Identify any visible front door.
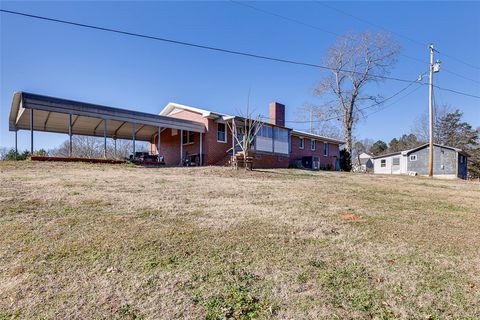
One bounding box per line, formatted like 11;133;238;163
392;157;401;174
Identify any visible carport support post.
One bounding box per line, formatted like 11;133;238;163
114;138;117;159
199;132;203;166
180;129;183;166
14;129;18;160
103;118;107;159
68;114;72;157
30;108;33;155
157;127;161;162
132;123;136;156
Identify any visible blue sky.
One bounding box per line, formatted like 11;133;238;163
1;1;479;151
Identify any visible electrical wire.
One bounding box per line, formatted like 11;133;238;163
232;0;480;85
315;1;480;71
1;8;479;99
0;8;415;84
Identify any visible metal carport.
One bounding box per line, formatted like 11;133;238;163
9;92;205;163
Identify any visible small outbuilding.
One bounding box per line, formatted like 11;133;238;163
372;144;469;179
353;152;374;172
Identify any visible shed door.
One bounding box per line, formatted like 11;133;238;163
392;157;401;173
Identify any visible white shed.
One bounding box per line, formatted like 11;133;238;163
372;151;408;175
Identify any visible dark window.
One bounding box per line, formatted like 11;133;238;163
299;138;304;149
323;142;328;156
182;130;194;144
311;139;316;151
217;123;226;142
381;159;386;167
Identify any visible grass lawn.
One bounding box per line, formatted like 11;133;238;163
0;161;479;319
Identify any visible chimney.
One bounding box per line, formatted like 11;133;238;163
269;102;285;127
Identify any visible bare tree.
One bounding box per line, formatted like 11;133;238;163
226;106;263;170
312;32;401;153
50;136;146;159
412;104;452;143
298;103;343;139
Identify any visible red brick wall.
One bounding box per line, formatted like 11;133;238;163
149;109;233;166
251;151;290;169
289;135;340;170
150;108;341;169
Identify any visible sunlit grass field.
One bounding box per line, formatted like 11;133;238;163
1;161;479;319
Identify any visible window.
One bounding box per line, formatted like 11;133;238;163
311;139;316;151
299;137;304;149
392;157;400;165
409;155;417;161
217;123;226;142
182;130;194;144
323;142;328;156
381;159;386;167
274;127;288;142
258;126;272;138
459;155;465;163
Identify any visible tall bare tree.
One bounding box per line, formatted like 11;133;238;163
313;32;401;153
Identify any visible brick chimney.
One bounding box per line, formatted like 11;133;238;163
269;102;285;127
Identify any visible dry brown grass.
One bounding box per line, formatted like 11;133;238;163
0;161;479;319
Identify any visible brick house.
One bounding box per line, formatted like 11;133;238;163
149;101;344;169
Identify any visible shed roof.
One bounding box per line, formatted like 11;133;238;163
371;143;469;159
9;92;205;141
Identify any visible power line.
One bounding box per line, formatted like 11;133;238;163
0;8;415;84
278;77;424;124
232;1;480;85
315;1;480;71
294;82;424;131
364;83;424;118
1;8;479;99
229;0;338;37
432;84;480;99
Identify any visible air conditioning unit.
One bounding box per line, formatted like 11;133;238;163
313;156;320;170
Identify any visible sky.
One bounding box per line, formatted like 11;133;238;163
1;1;479;151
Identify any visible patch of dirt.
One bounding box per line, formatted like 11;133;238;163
340;212;364;222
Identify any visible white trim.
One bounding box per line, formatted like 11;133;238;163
160;102;233;119
409;154;417;161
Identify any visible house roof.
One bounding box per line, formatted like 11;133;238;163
291;130;345;145
371;143;469;159
160;102;345;145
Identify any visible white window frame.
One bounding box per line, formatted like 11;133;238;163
299;137;304;149
409;154;417;161
311;139;316;151
323;142;328;156
217;122;227;143
380;159;386;167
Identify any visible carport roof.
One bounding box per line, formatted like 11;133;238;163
9;92;205;141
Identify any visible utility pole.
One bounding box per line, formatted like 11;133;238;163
428;44;434;177
428;44;441;177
